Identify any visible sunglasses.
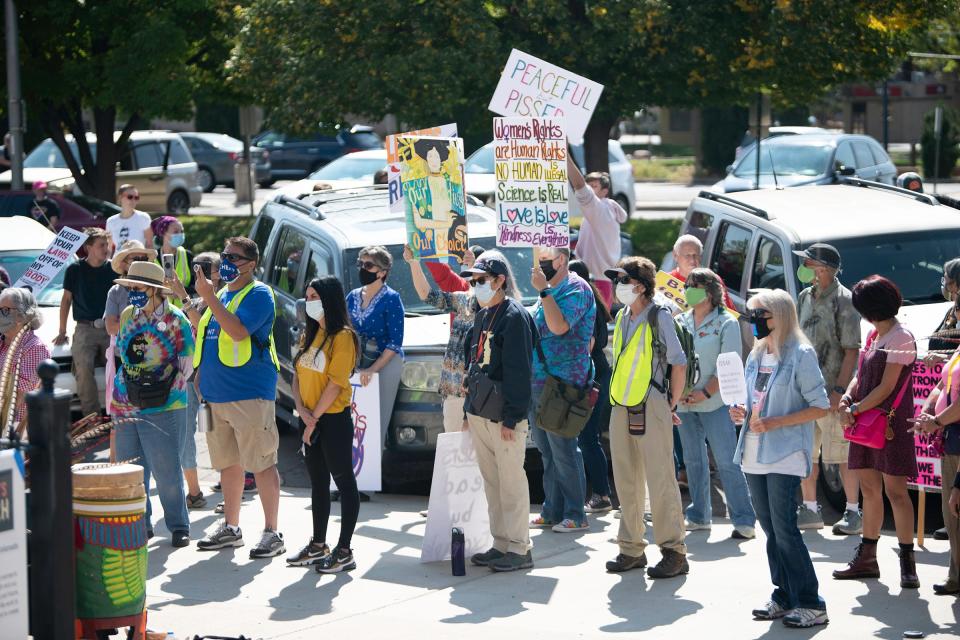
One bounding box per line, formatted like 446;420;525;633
124;194;140;201
749;308;772;320
221;251;253;264
357;259;381;271
469;276;491;286
125;255;149;263
615;276;634;285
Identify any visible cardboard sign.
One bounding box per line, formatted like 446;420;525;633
420;432;493;563
329;373;382;492
493;117;569;248
13;226;88;294
0;451;27;638
398;136;467;266
488;49;604;144
387;123;458;218
655;271;689;312
716;352;748;406
909;360;943;490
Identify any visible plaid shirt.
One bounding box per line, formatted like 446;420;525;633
0;330;50;425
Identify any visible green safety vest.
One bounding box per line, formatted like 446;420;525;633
609;307;655;406
193;281;280;370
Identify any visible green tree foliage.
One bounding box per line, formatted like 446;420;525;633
920;105;960;179
1;1;237;201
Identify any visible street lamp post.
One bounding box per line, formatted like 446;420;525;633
4;0;23;190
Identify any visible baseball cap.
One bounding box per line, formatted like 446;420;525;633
461;255;509;278
792;243;841;270
32;180;48;190
604;265;643;282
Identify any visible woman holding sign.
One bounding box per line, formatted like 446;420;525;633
677;269;755;539
730;288;829;628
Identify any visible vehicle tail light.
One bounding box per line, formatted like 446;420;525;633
228;151;238;161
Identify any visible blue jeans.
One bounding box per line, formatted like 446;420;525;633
677;407;756;527
530;387;587;524
115;407;190;535
181;385;199;470
745;472;824;610
577;368;610;497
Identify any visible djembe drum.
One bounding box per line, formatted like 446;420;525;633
72;462;149;639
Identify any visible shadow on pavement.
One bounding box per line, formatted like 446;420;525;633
601;573;701;633
268;571;354;621
442;572;558;623
158;549;269;604
850;580;947;640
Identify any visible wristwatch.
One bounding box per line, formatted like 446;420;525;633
934;415;944;427
832;385;846;395
539;288;553;298
702;389;712;399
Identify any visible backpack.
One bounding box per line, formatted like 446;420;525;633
650;303;701;398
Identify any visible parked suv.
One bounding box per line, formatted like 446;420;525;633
252;125;383;180
249;186;539;489
679;179;959;511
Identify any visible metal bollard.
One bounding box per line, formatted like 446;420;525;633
26;359;75;640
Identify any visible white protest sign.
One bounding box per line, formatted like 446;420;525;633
387;123;458;218
330;373;382;492
488;49;604;144
0;450;27;638
420;432;493;563
13;226;88;294
716;352;748;406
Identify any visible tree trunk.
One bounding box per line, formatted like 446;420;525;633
582;117;613;174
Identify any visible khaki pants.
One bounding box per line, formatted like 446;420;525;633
72;323;109;416
941;453;960;587
442;395;465;433
467;413;531;555
813;411;849;464
610;392;686;557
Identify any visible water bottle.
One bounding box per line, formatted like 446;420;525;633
197;401;213;433
451;527;465;576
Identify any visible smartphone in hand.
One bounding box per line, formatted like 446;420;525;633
162;253;175;279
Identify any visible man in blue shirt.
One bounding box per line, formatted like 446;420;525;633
193;236;284;559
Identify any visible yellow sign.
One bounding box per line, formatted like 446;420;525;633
655;270;740;318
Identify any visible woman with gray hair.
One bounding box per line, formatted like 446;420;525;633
0;287;50;430
677;268;756;538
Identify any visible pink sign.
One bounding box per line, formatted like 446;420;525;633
909;360;943;490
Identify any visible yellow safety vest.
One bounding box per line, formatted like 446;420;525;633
193;281;280;370
609;307;655;406
157;246;191;309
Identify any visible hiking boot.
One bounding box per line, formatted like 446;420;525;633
249;529;285;559
646;549;689;579
900;548;920;589
197;521;243;551
782;607;828;628
489;551;534;572
186;492;207;509
585;494;613;514
316;547;356;574
606;553;647;573
752;600;790;620
286;541;330;567
832;543;879;580
470;547;506;567
832;509;863;535
933;582;960;596
796;504;824;530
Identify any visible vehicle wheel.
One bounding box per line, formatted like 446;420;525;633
197;167;216;193
614;194;631;214
166;189;190;215
818;462;845;512
258;178;276;188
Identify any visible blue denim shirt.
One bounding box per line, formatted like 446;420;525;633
733;338;829;475
677;306;741;414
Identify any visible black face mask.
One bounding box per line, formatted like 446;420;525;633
750;312;772;339
539;260;557;282
359;268;379;286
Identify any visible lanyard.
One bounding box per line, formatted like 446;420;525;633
475;301;504;363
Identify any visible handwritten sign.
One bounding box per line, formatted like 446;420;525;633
421;432;493;563
493;117;569;248
488;49;604;144
909;361;943;490
716;352;748;406
13;226;87;294
387;123;458;218
330;373;382;492
0;451;27;638
655;270;689;312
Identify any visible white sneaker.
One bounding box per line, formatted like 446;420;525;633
684;518;711;531
732;525;756;539
782;607;828;628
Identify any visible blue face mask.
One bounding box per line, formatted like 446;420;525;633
128;290;149;308
169;233;185;248
219;260;240;283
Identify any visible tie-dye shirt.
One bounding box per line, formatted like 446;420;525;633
112;302;195;416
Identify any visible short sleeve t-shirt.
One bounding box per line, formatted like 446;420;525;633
198;282;278;403
741;352;808;476
103;284;130;320
871;322;916;366
532;273;596;388
296;328;357;414
106;211;152;250
63;260;116;321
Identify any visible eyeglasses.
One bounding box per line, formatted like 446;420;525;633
469;276;490;286
0;307;16;317
356;259;380;271
221;252;253;264
124;194;140;201
615;276;634;285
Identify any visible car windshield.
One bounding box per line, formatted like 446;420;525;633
24;139;97;169
309;156;386;181
734;144;832;177
343;242;538;314
465;144;494;173
0;250;69;306
823;230;960;305
195;133;243;151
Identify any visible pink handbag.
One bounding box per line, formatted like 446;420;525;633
843;331;909;449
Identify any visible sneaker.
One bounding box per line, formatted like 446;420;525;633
796;505;824;530
171;530;190;548
934;527;948;541
832;509;863;535
470;547;506;567
732;526;756;540
685;519;711;531
316;547;356;574
530;516;556;528
782;607;828;628
186;492;207;509
214;501;224;514
197;522;243;551
286;541;330;567
249;529;285;559
606;553;647;573
243;474;257;493
489;551;534;572
211;481;222;493
752;600;790;620
419;509;429;518
585;495;613;514
647;549;689;579
552;519;589;533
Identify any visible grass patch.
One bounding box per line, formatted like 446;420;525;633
181;216;255;254
623;218;683;263
631;158;695;182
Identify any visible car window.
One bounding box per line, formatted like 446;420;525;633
347;131;383;148
251;214;276;268
65;193;120;218
269;226;306;296
133;142;164;169
685;210;714;248
256;132;285;146
304;244;332;284
834;142;856;170
310;156;386;181
184;137;206;152
464;144;494;173
733;144;831;177
853;142;875;168
710;220;752;295
869;142;889;166
751;235;786;290
168;140;192;165
24;139;98;169
0;250;69;306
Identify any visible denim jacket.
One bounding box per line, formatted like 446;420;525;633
733;338;829;475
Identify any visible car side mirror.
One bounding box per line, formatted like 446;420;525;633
836;165;856;177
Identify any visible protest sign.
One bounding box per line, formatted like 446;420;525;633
13;226;87;294
489;49;604;144
493;117;569;248
909;360;943;490
398;135;468;266
655;271;689;312
716;352;748;406
421;432;493;563
387;123;458;217
330;373;381;492
0;451;27;638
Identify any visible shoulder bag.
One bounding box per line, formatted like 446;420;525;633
843;331;907;449
464;303;506;422
534;342;596;439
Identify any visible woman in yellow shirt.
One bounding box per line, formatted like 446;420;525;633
287;276;360;573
